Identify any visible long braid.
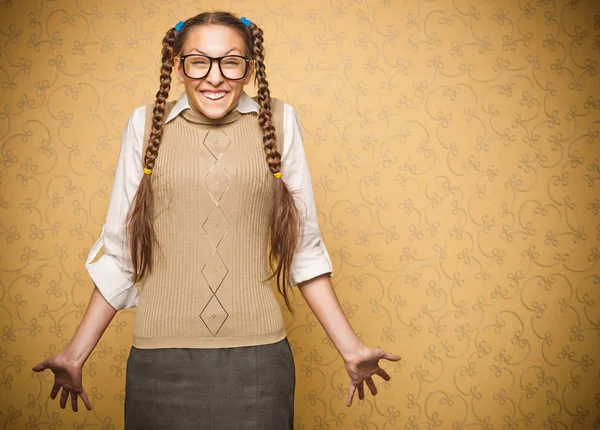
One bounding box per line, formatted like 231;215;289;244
249;25;280;174
145;28;176;173
249;22;302;310
127;27;176;282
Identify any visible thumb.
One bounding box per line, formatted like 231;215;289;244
381;350;402;362
32;360;48;372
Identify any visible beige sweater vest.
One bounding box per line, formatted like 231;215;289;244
133;99;286;349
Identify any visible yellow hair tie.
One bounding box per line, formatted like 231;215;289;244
273;172;282;178
143;167;152;175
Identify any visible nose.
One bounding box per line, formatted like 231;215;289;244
205;59;223;86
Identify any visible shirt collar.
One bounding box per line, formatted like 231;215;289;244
165;91;259;123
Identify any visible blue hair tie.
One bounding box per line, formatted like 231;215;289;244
240;16;252;27
175;21;185;31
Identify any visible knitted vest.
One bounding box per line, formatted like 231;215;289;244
133;98;286;348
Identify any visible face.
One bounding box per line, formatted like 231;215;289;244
174;25;253;119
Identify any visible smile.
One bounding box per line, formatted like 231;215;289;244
202;91;226;100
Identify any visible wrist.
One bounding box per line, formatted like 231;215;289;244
340;339;366;362
61;344;88;367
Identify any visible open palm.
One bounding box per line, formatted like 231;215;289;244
343;345;401;406
32;355;92;412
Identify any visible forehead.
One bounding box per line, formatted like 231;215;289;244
182;24;246;56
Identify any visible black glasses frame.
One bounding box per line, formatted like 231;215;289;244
180;54;251;80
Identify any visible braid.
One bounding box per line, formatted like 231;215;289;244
145;28;176;171
249;22;301;311
127;27;176;283
249;24;281;174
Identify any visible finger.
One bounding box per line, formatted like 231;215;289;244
50;383;61;400
60;388;69;409
357;382;365;401
376;367;391;381
79;390;93;411
381;350;402;361
71;391;78;412
347;384;356;407
365;377;377;396
32;360;48;372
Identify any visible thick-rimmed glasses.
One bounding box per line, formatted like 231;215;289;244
180;54;250;80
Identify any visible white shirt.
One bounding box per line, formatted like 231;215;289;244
86;92;333;310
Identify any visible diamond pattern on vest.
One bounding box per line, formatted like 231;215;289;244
203;163;231;203
199;296;229;337
201;251;228;294
202;207;229;247
203;128;230;159
199;129;232;336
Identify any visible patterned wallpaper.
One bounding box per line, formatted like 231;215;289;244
1;0;599;428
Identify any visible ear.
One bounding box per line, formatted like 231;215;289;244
173;56;184;83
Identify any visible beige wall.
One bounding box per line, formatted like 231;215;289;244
1;0;599;428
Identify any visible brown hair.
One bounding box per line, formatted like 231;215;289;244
126;12;301;310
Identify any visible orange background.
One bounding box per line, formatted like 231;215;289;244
1;0;599;428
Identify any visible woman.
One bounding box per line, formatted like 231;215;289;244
33;11;400;429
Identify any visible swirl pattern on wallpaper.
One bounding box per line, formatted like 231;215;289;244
1;0;599;428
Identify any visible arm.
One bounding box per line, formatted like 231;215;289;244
61;286;117;366
298;275;401;406
84;105;146;310
281;104;401;406
32;106;147;411
298;275;362;357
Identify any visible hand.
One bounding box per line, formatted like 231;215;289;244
32;354;92;412
343;345;401;406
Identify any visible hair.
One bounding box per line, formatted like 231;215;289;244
126;12;301;310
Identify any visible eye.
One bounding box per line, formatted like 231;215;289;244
191;58;209;66
223;57;242;66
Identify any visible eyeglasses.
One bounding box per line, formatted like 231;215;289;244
180;54;250;80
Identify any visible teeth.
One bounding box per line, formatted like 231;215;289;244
203;92;226;100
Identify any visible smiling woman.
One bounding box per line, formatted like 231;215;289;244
174;25;253;118
31;10;400;430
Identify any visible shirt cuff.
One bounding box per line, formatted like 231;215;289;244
289;239;333;286
87;254;139;310
85;234;139;310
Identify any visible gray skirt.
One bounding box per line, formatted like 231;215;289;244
124;338;295;430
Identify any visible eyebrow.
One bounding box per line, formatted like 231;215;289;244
188;48;241;55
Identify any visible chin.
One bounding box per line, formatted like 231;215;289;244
193;96;233;119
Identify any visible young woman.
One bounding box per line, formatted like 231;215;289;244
32;11;400;429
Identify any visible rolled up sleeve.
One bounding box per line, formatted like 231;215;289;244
85;106;146;310
281;104;333;286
